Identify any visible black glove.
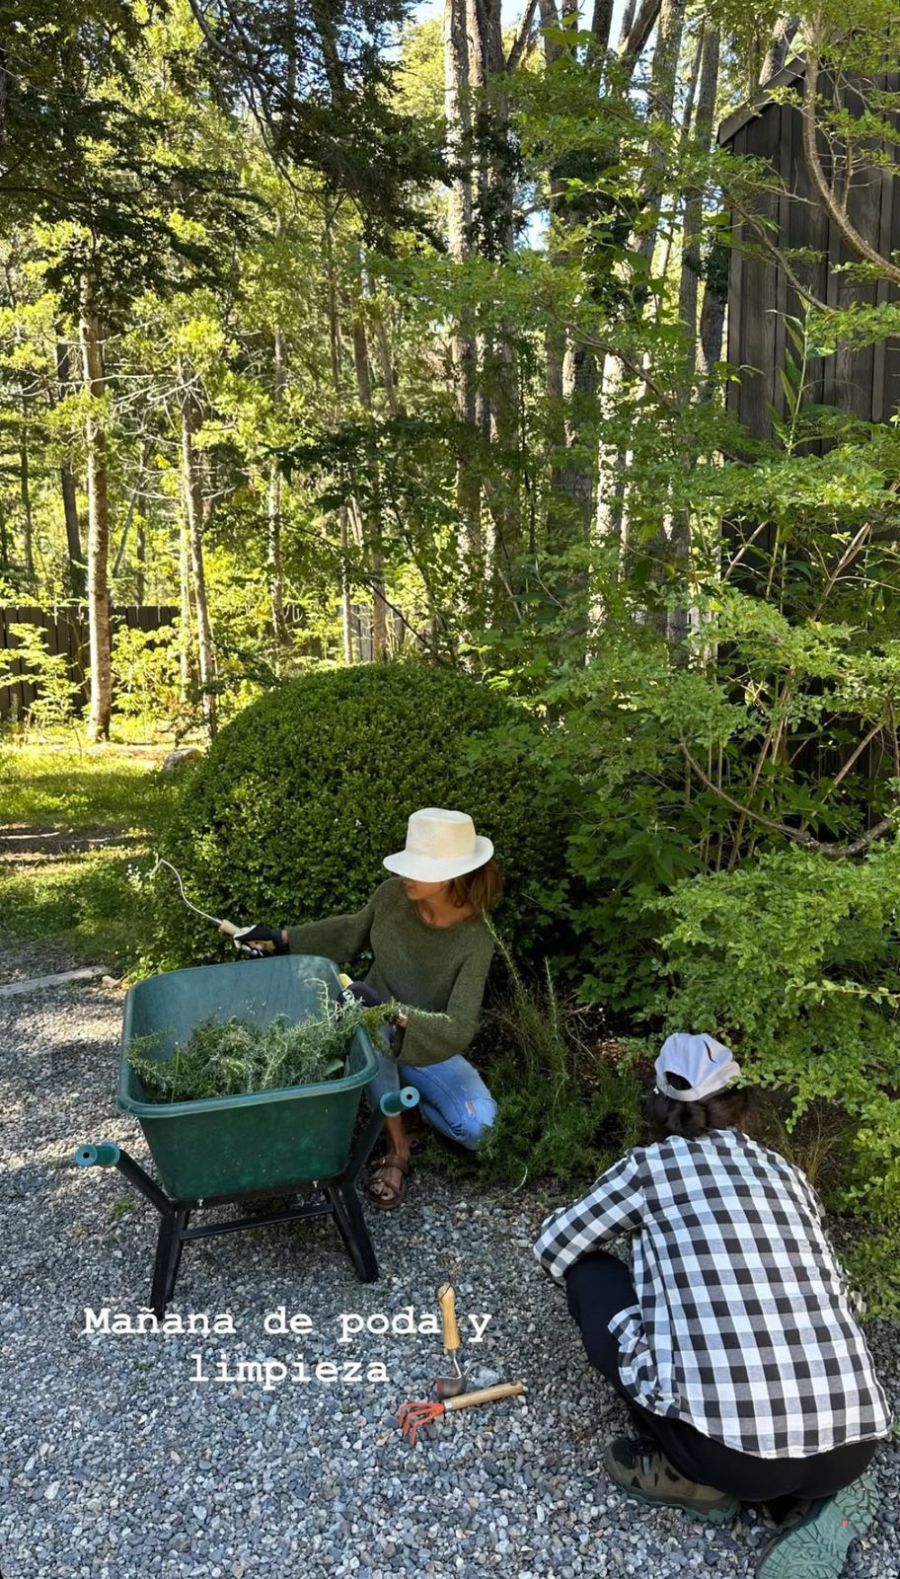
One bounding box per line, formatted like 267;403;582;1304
232;924;289;958
346;980;385;1008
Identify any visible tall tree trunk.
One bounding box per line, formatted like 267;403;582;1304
60;462;83;598
444;0;482;585
55;338;85;599
666;26;722;648
541;0;607;614
19;417;34;579
78;274;112;741
468;0;525;617
635;0;688;277
179;364;216;739
351;312;388;659
759;15;798;87
540;0;567;484
678;24;720;347
697;239;728;393
339;507;355;663
135;518;146;606
625;0;688;637
267;320;289;653
324;209;355;665
178;513;192;701
374;318;399;415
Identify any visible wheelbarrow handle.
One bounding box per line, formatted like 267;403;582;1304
379;1087;419;1118
74;1143;172;1215
75;1142;121;1168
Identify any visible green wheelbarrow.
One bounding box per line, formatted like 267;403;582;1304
75;954;417;1315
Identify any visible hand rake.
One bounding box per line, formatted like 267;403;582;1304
398;1381;524;1446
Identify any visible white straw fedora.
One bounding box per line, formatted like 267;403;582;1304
383;808;494;882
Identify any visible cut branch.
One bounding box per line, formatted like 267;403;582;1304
506;0;540;73
618;0;662;74
802;47;900;288
679;741;896;858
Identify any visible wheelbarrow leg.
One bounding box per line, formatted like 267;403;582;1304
150;1206;191;1317
325;1180;378;1283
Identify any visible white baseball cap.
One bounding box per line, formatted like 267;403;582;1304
654;1033;741;1102
383;808;494;882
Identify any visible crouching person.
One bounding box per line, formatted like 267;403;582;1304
533;1033;892;1578
238;808;500;1211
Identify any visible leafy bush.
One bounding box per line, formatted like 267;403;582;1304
112;625;182;728
531;594;900;1019
147;662;575;970
473;932;645;1188
0;622;81;732
652;842;900;1305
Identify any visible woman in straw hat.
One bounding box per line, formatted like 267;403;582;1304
239;808;502;1210
533;1033;891;1579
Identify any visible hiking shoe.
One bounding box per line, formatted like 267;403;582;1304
755;1473;880;1578
603;1435;739;1523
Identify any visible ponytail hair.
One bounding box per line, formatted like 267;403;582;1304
447;857;503;917
648;1072;756;1140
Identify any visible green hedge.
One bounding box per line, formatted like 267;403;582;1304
652;841;900;1311
147;663;575;971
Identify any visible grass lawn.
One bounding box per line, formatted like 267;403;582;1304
0;741;181;976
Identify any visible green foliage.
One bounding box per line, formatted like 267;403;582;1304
0;846;147;967
0;745;178;972
0;623;81;732
127;991;402;1103
0;744;176;833
475;931;645;1188
652;842;900;1293
149;663;575;970
112;625;182;728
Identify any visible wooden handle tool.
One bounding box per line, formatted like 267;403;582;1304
398;1381;525;1445
437;1282;461;1354
442;1382;524;1412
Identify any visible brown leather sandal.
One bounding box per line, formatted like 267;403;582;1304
366;1152;410;1212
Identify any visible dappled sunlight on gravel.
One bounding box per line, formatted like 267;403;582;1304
1;965;898;1579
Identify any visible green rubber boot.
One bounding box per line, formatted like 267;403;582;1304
755;1473;881;1578
604;1436;739;1524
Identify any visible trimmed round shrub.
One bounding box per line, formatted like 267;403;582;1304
148;664;574;970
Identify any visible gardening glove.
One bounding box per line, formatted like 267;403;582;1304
231;923;289;958
339;978;406;1046
345;979;406;1028
345;980;385;1008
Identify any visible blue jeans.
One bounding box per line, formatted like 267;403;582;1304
367;1049;496;1151
347;979;496;1150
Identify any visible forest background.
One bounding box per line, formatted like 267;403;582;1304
2;0;900;1307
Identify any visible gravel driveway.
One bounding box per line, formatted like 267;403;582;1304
2;960;898;1579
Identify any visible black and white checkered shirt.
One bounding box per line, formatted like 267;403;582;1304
533;1130;893;1458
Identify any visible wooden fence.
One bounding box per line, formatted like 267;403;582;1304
0;602;372;721
0;605;178;721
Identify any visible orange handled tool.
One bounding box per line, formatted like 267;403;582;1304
435;1282;467;1399
398;1381;525;1446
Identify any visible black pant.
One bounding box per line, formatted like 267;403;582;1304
565;1252;877;1521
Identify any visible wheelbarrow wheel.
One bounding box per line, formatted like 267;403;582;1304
325;1180;379;1282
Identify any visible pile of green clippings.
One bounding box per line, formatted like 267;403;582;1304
128;991;402;1103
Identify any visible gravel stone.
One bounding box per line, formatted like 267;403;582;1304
1;955;899;1578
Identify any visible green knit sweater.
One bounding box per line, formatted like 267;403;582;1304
287;878;494;1067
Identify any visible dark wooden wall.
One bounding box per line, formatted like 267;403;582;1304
0;605;178;721
0;603;374;720
719;70;900;442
